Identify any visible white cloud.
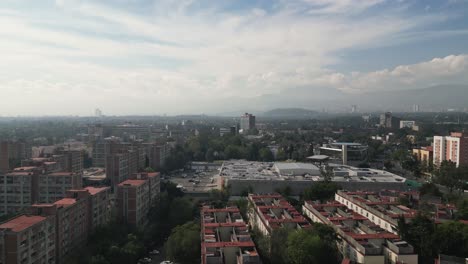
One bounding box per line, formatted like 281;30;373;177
0;0;465;115
336;54;468;93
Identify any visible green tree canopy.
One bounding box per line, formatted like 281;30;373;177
303;182;341;202
165;221;201;264
286;227;340;264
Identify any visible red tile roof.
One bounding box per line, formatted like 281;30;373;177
54;198;77;207
0;215;47;232
84;186;109;195
48;172;75;176
13;166;38;171
118;179;146;187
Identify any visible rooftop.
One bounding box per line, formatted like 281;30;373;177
47;172;75;176
119;179;146;187
84;186;110;195
0;215;47;232
54;198;77;207
13;166;38;171
220;161;406;183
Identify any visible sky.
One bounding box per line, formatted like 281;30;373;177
1;0;468;116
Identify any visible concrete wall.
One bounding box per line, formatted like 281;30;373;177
226;179;410;196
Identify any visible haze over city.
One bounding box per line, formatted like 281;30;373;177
1;0;468;115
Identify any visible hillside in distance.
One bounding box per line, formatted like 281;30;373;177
262;108;319;118
350;84;468;112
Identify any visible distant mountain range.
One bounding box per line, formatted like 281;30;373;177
352;84;468;112
261;108;319;117
213;84;468;116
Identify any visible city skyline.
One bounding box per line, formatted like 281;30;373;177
1;0;468;115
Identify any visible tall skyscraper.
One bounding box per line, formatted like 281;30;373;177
351;105;358;113
240;113;255;132
433;132;468;167
412;104;420;113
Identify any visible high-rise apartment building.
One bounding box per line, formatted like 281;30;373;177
0;215;56;264
29;195;89;263
0;142;8;174
57;150;83;174
83;187;112;230
0;168;40;215
38;172;82;203
240;113;255;132
0;141;31;174
0;167;82;216
106;152;130;188
116;172;160;227
433;132;468;167
144;143;169;170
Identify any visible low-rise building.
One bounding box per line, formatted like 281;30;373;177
247;193;310;236
201;207;260;264
412;146;433;167
221;161;410;196
303;200;418;264
335;190;418;234
0;215;56;264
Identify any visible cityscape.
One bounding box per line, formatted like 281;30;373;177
1;1;468;264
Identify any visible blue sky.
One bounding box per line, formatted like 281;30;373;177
0;0;467;115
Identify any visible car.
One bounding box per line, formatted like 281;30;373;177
188;179;194;182
150;249;160;255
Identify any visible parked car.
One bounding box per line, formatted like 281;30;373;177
150;249;160;255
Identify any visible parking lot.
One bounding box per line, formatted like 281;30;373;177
167;170;222;193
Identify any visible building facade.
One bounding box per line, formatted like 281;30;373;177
240;113;256;133
106;152;130;188
412;146;433;167
0;215;56;264
247;193;310;236
433;132;468;167
116;172;160;227
303;200;418;264
201;207;260;264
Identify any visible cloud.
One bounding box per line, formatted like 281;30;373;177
0;0;465;115
336;54;468;93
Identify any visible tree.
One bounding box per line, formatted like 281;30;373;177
286;228;340;264
270;228;291;264
168;197;196;227
259;147;274;161
303;182;341;202
398;213;437;263
205;148;215;162
456;198;468;220
435;161;463;193
419;183;442;197
433;221;468;258
90;255;110;264
165;221;201;264
276;149;287;161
